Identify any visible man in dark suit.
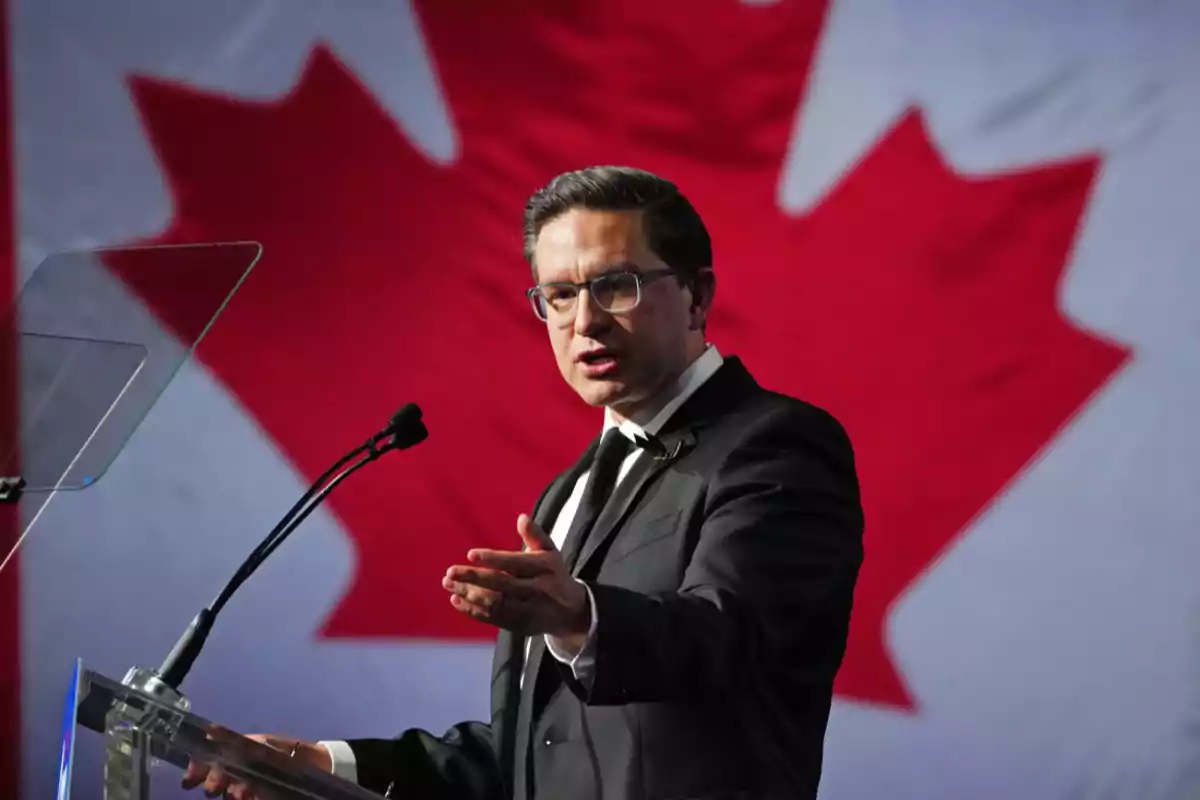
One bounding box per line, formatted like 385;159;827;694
187;166;863;799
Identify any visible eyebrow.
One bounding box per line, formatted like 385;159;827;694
542;262;640;284
598;261;640;274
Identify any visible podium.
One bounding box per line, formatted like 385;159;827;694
59;660;382;799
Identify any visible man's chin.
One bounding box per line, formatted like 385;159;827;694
573;377;629;409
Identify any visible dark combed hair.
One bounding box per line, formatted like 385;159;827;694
522;166;712;287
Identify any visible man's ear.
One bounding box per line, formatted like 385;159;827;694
689;269;715;330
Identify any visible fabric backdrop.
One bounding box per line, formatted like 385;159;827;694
4;1;1200;797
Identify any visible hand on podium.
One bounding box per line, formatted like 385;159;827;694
181;731;332;799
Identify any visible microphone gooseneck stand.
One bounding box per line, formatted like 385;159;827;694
103;402;429;800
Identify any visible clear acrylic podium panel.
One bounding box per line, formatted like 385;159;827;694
69;666;381;799
0;242;262;493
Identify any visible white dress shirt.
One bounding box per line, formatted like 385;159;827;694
320;345;725;783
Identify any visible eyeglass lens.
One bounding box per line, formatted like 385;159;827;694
534;273;641;320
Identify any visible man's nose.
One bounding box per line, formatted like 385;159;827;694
573;289;609;336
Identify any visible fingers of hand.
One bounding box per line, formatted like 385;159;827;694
201;764;232;797
184;734;284;797
446;564;549;605
447;539;569;630
445;579;506;611
466;548;556;577
517;513;555;551
446;566;511;592
450;592;496;623
226;782;257;800
181;759;210;790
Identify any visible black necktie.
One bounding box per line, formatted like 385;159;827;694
525;428;634;720
560;427;635;572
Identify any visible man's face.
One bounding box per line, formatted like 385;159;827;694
532;208;709;418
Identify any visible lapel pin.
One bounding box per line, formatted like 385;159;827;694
655;440;682;461
635;433;682;461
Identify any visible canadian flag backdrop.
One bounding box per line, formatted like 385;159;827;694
4;0;1200;797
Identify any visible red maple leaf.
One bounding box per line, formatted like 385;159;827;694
114;0;1130;708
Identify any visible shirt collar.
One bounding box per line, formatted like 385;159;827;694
603;344;724;442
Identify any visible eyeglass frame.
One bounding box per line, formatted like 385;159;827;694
525;267;684;325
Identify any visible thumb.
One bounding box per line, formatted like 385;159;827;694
517;513;554;552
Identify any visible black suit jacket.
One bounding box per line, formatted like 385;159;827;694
347;357;864;799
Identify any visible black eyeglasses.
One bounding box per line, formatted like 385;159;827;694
526;269;679;325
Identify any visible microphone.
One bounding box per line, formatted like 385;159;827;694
156;402;428;690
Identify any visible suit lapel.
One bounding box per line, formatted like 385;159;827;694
501;459;590;676
495;453;593;796
492;469;575;702
505;438;601;798
570;357;758;577
492;463;582;694
571;428;696;576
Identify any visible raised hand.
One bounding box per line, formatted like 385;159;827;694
443;513;590;641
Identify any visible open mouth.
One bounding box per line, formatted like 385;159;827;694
578;350;621;376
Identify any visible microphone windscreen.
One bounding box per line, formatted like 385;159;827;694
388;403;427;449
